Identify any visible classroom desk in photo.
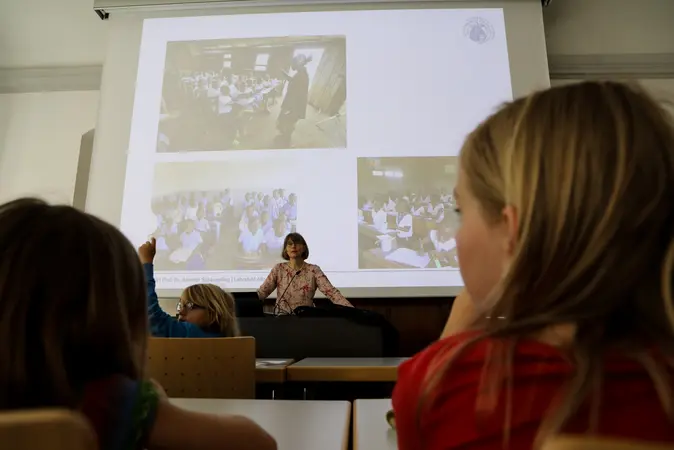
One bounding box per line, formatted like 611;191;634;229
255;358;294;383
287;358;408;382
358;222;396;242
363;247;434;269
170;398;350;450
354;399;397;450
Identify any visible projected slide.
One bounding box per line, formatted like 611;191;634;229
159;36;347;152
150;161;298;271
122;8;512;291
357;157;459;270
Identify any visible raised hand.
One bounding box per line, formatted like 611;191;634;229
139;237;157;264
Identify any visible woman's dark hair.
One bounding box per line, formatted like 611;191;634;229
281;232;309;260
0;198;148;410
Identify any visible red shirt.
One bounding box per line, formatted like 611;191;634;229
392;331;674;450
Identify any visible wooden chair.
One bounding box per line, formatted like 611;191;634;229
146;337;256;399
543;436;674;450
0;409;96;450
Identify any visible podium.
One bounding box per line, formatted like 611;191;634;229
238;315;392;359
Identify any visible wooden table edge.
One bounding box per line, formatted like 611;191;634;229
255;359;295;383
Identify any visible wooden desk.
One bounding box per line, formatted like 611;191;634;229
171;398;350;450
287;358;408;382
354;399;397;450
255;358;294;383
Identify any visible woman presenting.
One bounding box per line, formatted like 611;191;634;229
258;232;353;313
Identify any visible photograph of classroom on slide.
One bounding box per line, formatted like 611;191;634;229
159;35;347;152
119;7;511;291
357;156;459;270
150;160;298;272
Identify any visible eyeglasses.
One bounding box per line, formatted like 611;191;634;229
176;301;204;313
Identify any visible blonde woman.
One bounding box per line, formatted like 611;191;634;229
393;82;674;449
140;238;240;337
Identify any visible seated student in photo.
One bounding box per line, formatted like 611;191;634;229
411;198;426;216
195;208;210;233
385;193;397;212
185;199;199;221
239;204;259;233
395;200;414;245
0;199;276;450
207;79;220;99
372;200;388;232
140;238;240;338
440;188;452;203
180;220;202;252
264;219;287;255
428;194;445;222
258;232;353;312
220;188;234;210
239;218;265;255
242;192;255;209
160;217;179;237
275;189;287;209
218;84;234;115
283;193;298;221
155;234;171;253
226;76;240;101
277;212;293;235
260;210;273;234
428;218;458;267
261;195;273;217
169;220;202;266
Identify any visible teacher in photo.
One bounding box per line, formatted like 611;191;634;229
258;232;353;313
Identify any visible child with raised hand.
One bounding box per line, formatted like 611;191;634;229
0;198;276;450
139;237;240;338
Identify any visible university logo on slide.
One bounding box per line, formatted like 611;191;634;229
463;17;495;44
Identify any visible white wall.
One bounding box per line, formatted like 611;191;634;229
0;91;100;204
550;79;674;100
543;0;674;55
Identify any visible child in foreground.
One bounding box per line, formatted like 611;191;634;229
392;81;674;449
140;237;240;338
0;198;276;450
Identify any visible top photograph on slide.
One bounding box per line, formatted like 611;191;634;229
158;35;347;152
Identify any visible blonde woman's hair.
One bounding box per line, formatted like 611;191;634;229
421;81;674;446
182;284;241;337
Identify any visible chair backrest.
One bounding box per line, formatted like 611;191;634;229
543;436;674;450
146;337;256;399
0;409;96;450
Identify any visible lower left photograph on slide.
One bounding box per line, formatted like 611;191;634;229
148;160;299;271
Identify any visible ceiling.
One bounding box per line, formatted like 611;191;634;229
1;0;674;69
0;0;108;68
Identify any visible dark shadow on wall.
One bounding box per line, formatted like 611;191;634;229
0;97;12;172
73;128;95;211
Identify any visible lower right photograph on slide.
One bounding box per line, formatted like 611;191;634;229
356;156;459;270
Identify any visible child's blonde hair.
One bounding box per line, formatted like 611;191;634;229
181;284;240;337
421;81;674;446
